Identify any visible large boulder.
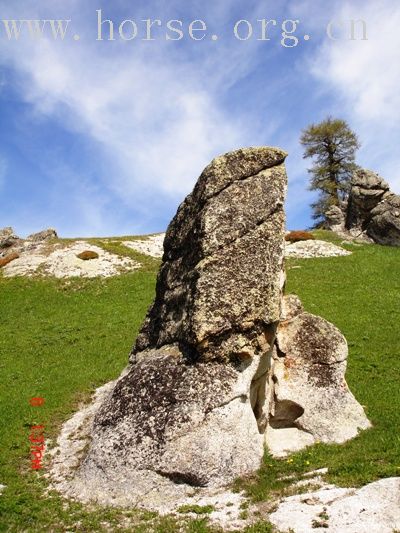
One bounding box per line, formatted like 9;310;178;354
346;168;390;232
367;193;400;246
53;147;370;509
76;147;288;502
345;168;400;246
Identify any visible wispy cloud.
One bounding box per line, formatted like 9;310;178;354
0;0;268;225
307;0;400;189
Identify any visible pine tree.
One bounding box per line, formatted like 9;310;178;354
300;117;360;225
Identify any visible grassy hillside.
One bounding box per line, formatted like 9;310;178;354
0;234;399;531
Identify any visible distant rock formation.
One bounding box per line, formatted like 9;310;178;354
346;169;390;233
26;228;58;242
56;147;370;509
367;193;400;246
0;227;58;258
0;227;20;250
325;205;345;233
333;168;400;246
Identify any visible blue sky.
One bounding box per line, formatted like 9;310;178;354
0;0;399;237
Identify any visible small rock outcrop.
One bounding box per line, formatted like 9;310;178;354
270;477;400;533
342;168;400;245
53;147;370;509
26;228;58;242
325;205;345;233
0;226;57;259
0;227;20;250
285;240;351;259
123;234;165;258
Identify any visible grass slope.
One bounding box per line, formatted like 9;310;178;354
0;233;399;531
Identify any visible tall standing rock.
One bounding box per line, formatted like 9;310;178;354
134;146;288;362
76;147;288;502
345;168;400;245
59;147;370;509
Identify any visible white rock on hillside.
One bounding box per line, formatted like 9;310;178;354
269;477;400;533
285;240;352;258
123;234;165;258
121;235;350;261
3;241;139;278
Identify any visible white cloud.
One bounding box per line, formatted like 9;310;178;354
308;0;400;190
311;2;400;124
0;0;268;227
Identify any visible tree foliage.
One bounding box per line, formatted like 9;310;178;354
300;117;360;224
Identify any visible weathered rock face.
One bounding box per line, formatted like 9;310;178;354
26;228;58;242
89;348;266;489
325;205;345;232
266;295;371;457
343;168;400;245
367;193;400;246
346;169;390;231
59;147;369;509
0;227;19;251
134;147;288;363
269;477;400;533
78;147;287;497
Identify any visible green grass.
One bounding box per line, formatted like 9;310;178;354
0;269;159;531
177;505;215;515
1;232;399;531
